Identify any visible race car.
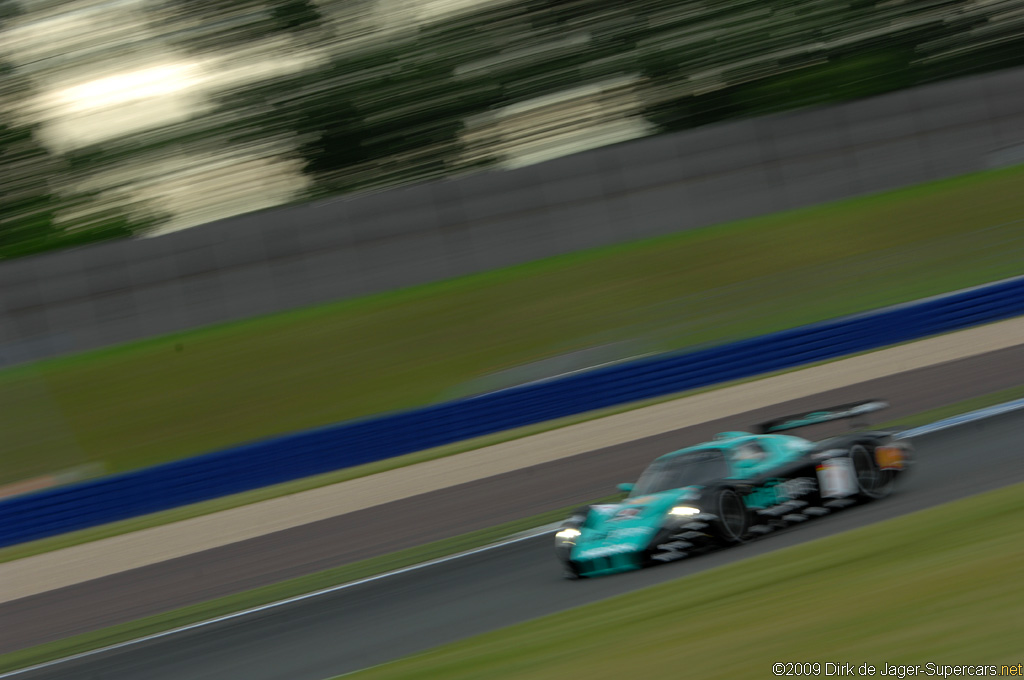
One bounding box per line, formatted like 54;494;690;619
555;400;912;579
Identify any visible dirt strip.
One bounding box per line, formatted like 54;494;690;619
1;316;1023;606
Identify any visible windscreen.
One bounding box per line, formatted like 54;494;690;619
631;450;729;496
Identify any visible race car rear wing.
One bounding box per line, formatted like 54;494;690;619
757;400;889;434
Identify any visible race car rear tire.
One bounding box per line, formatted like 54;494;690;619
711;488;749;544
849;443;895;500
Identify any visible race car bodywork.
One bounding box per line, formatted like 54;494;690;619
555;400;912;579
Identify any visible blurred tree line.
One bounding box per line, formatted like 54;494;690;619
0;1;166;260
5;0;1024;258
210;0;1024;197
147;0;327;51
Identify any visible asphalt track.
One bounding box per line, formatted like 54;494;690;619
10;407;1024;680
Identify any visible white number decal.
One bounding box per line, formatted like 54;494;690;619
817;458;857;498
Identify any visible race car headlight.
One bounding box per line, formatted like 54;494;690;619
669;506;700;516
556;528;581;539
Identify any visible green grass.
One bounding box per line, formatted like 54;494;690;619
346;482;1024;680
0;495;621;675
3;165;1024;484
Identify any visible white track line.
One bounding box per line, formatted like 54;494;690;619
895;397;1024;439
2;397;1022;678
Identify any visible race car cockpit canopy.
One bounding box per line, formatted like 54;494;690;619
630;449;730;496
713;431;751;440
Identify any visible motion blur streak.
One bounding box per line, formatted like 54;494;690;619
2;0;1024;248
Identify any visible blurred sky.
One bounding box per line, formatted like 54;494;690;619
2;0;503;150
0;0;510;233
5;0;320;149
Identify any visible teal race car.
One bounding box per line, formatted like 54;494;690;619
555;400;912;579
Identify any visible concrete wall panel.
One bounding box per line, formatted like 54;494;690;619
92;316;144;349
983;77;1024;117
776;155;858;207
612;132;683;166
841;90;919;145
679;137;765;177
459;170;555;221
675;119;760;156
536;153;619;203
616;156;690;193
990;114;1024;150
130;283;191;338
215;267;284;322
42;302;99;351
759;107;850;160
6;308;50;343
351;229;452;294
708;168;788;223
466;212;558;272
911;77;989;128
0;253;40;286
620;183;691;239
31;250;86;306
295;250;361;307
848;139;932;194
542;201;619;253
1;281;41;318
919;125;996;178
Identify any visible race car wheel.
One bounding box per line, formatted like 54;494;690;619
712;488;749;544
850;443;895;500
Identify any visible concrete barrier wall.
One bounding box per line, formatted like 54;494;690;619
2;67;1024;367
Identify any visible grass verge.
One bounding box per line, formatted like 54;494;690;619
346;481;1024;680
2;165;1024;482
0;495;620;675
